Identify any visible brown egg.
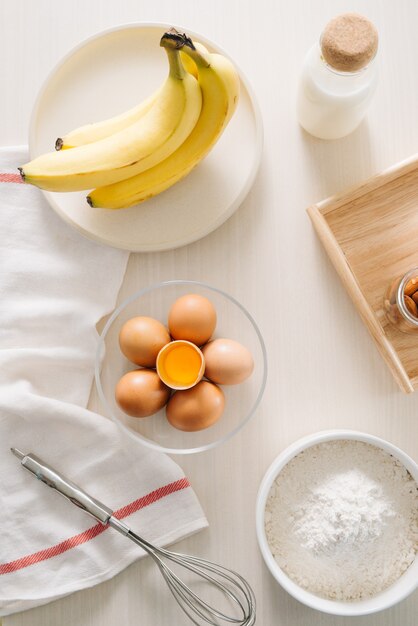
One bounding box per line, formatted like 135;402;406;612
115;369;170;418
119;316;170;367
166;381;225;431
168;294;217;346
202;338;254;385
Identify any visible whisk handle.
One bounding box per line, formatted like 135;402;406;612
11;448;113;525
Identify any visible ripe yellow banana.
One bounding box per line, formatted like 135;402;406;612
57;43;208;150
88;34;239;209
19;44;202;192
56;89;161;150
179;41;209;79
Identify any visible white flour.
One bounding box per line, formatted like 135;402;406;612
265;440;418;601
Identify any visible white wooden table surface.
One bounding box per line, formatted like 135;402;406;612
2;0;418;624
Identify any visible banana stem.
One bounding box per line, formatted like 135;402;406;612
161;29;211;69
180;44;211;69
164;47;186;80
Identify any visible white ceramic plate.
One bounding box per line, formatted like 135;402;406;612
29;23;263;252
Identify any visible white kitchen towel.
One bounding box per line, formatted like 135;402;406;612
0;147;207;616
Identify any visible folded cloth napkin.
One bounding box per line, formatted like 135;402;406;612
0;147;207;617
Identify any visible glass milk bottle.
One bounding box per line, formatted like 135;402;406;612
297;13;378;140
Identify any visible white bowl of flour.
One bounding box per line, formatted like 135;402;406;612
256;430;418;616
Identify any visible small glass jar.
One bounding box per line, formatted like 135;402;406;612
297;13;379;140
384;268;418;333
297;41;378;140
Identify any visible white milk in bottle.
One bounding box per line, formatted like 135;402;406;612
297;13;378;140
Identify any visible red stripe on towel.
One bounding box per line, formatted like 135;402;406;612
0;172;23;184
0;477;190;575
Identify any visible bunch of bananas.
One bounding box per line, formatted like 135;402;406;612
19;29;240;210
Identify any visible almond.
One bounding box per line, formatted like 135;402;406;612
404;277;418;296
404;295;418;318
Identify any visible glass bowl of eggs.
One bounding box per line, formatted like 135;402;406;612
95;280;267;454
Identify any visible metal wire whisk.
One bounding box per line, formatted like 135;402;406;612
12;449;256;626
110;517;256;625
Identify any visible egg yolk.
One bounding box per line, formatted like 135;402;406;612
161;343;202;386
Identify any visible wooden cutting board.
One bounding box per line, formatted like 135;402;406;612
308;154;418;393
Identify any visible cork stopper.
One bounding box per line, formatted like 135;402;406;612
321;13;378;72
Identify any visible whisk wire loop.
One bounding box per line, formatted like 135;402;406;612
126;530;256;626
162;552;248;619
